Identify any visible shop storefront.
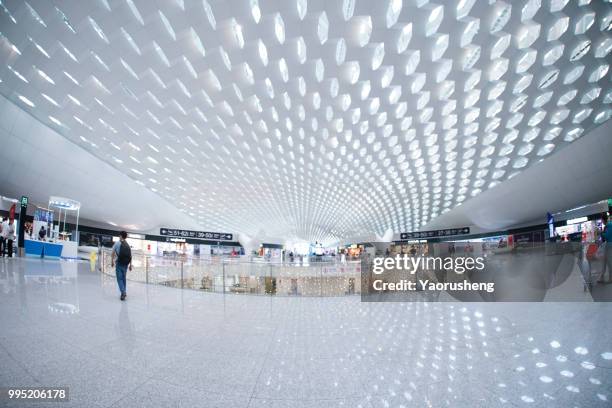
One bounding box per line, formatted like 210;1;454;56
555;217;604;243
123;235;243;260
255;244;283;262
389;241;428;257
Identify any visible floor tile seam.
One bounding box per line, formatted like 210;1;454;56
362;378;445;397
38;318;125;351
449;360;519;380
77;345;184;372
483;393;523;408
0;340;43;384
46;340;170;378
56;332;126;355
246;316;283;408
247;395;377;402
144;354;190;384
81;300;154;315
157;377;259;398
142;374;256;400
104;375;152;408
363;378;447;407
428;387;524;408
424;381;492;401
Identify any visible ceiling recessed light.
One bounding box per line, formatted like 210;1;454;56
250;0;261;23
274;13;286;44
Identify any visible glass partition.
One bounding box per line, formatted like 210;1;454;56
100;249;361;296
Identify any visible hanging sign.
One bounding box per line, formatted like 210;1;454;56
160;228;233;241
400;227;470;240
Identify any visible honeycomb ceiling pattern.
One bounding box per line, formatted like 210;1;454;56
0;0;611;244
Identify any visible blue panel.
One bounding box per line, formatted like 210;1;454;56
24;240;44;257
43;243;63;259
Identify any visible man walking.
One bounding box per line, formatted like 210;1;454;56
111;231;132;300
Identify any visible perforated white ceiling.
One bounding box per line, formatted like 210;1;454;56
0;0;611;243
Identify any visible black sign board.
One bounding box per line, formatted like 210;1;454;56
18;196;28;249
514;231;545;247
400;227;470;240
160;228;233;241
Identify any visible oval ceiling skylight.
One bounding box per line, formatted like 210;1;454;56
202;0;216;29
386;0;402;28
250;0;261;23
315;59;324;82
296;0;307;20
396;23;412;53
342;0;355;21
353;16;372;47
258;39;268;66
274;13;286;44
425;5;444;37
318;12;329;44
372;43;385;70
335;38;347;65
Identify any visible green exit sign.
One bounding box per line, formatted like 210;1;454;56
20;196;28;206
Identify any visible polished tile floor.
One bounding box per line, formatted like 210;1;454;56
0;258;611;407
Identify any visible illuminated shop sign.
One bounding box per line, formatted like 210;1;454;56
566;216;588;225
400;227;470;240
160;228;233;241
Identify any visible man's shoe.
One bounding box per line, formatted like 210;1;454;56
120;293;126;301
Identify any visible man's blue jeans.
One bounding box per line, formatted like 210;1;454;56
115;264;127;295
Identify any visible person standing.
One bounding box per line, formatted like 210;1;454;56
111;231;132;300
2;219;16;258
38;225;47;241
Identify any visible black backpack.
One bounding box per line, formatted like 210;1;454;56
117;241;132;265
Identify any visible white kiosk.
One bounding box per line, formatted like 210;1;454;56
48;196;80;259
25;197;81;259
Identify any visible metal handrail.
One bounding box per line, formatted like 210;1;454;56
100;248;351;265
100;248;362;297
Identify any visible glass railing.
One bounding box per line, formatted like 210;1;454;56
100;249;362;296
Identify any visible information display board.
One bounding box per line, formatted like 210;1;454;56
160;228;233;241
34;208;53;223
400;227;470;240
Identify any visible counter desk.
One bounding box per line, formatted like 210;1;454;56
24;239;79;259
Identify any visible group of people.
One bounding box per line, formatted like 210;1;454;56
287;251;307;264
0;217;16;257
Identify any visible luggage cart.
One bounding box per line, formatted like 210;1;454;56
579;243;599;292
